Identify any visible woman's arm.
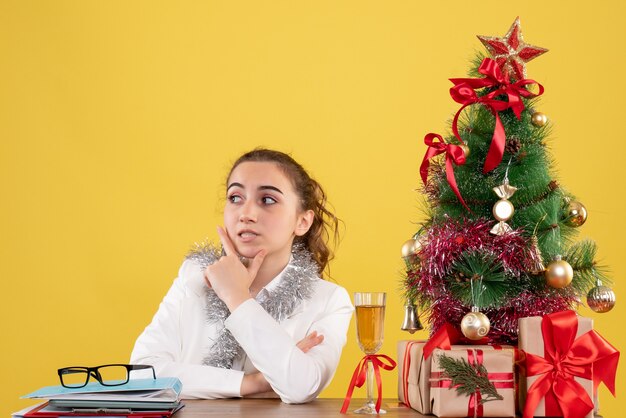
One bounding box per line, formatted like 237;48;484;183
224;284;353;404
239;331;324;396
130;261;246;399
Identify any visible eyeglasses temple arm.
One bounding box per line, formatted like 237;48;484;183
129;364;157;379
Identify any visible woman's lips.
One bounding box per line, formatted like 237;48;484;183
238;231;259;242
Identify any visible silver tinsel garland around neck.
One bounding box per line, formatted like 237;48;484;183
186;241;319;369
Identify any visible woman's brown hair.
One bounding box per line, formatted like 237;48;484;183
227;148;340;277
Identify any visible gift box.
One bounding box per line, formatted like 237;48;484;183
397;340;431;414
518;310;619;418
429;346;516;418
397;324;487;414
398;339;517;417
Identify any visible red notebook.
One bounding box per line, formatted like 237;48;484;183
20;401;183;418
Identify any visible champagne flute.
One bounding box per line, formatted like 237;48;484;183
354;292;386;414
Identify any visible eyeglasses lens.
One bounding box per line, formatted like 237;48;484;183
97;365;129;384
60;369;89;388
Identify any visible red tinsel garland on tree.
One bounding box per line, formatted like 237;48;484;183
407;218;578;344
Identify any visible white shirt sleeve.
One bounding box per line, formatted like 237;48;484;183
224;284;353;404
129;262;245;399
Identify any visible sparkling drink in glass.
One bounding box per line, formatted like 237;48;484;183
353;292;386;414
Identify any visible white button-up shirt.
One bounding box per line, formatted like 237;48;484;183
130;259;354;403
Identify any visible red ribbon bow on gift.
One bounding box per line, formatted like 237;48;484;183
423;323;491;359
340;354;397;414
523;310;620;418
449;57;544;173
420;133;468;210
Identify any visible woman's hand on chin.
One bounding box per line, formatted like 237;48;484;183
204;226;267;311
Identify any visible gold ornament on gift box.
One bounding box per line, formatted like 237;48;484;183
531;111;548;127
587;279;616;313
490;178;518;235
564;200;588;227
545;256;574;288
461;306;491;340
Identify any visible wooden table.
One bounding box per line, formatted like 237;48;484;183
175;399;426;417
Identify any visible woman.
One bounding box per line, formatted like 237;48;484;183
130;149;353;403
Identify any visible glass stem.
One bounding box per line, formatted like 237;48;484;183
366;359;375;407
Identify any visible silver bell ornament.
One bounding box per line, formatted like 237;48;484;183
400;301;424;334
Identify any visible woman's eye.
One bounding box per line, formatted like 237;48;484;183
262;196;277;205
228;195;242;203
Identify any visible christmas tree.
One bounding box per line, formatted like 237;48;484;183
402;17;616;344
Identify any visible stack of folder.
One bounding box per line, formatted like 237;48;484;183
14;378;183;418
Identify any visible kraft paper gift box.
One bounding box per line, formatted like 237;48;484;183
518;313;593;418
398;340;516;416
429;346;516;418
397;340;431;414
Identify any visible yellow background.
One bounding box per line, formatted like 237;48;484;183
1;1;624;416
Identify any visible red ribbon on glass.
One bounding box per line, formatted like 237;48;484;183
523;310;620;418
420;133;468;210
449;57;544;173
340;354;397;414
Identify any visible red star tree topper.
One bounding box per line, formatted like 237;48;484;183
477;17;548;80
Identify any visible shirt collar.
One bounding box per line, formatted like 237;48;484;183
253;253;294;302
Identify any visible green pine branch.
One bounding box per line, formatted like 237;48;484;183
564;239;611;292
429;99;555;222
447;251;510;308
437;354;504;404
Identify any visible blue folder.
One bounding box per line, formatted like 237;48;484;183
23;378;183;409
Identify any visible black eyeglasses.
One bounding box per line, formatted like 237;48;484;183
58;364;156;388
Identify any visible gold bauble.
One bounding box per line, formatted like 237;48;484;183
401;238;421;259
492;199;515;222
545;257;573;288
531;112;548;127
460;144;470;159
460;310;491;340
587;285;616;313
564;201;588;227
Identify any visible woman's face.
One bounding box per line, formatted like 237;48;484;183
224;161;313;260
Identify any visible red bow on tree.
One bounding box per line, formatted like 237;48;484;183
449;57;544;173
423;322;491;360
420;133;468;210
523;310;620;418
